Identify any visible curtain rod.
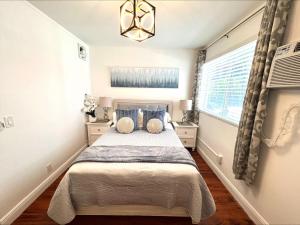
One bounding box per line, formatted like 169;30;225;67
204;5;266;50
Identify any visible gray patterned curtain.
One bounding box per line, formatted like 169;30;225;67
191;50;206;124
233;0;291;184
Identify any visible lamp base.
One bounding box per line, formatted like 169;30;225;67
181;111;188;123
103;108;109;121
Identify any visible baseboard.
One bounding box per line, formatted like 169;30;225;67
0;144;87;225
197;147;269;225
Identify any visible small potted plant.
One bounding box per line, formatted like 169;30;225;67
82;94;98;122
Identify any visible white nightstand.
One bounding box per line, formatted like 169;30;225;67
172;121;199;151
86;120;112;146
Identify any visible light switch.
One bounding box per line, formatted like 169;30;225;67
0;121;4;132
4;116;14;128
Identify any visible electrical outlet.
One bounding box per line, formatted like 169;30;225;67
4;116;14;128
217;154;223;165
46;163;53;174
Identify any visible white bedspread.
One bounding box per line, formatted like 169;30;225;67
93;124;182;147
47;124;216;224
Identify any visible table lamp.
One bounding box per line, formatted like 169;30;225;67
99;97;112;122
180;100;192;123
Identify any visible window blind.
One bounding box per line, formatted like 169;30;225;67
199;41;256;124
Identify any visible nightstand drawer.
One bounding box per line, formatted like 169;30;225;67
180;138;195;147
86;121;112;146
176;128;196;138
172;121;198;151
88;126;110;134
89;134;102;145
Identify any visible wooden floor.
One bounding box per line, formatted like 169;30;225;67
12;152;254;225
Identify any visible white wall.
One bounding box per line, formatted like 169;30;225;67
90;46;196;120
198;1;300;224
0;1;90;220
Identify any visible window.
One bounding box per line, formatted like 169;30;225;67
198;41;256;124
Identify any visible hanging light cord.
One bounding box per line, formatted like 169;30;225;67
262;103;300;148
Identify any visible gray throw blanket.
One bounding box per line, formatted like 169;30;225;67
73;145;198;169
72;145;215;220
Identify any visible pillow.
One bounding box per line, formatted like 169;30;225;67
146;118;163;134
138;109;143;129
164;112;172;126
117;105;139;110
112;111;117;126
142;109;166;130
116;117;134;134
116;109;139;130
114;110;170;128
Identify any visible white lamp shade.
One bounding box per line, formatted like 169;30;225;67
99;97;112;108
180;100;192;111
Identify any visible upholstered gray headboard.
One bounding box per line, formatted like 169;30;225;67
113;99;173;116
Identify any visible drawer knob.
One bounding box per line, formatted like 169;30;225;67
184;131;187;134
97;128;101;132
184;141;187;144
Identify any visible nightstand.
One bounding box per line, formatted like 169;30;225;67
172;121;199;151
86;120;112;146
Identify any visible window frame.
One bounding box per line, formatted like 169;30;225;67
199;109;240;127
198;40;257;126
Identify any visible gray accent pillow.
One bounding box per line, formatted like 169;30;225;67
142;109;166;131
116;109;139;130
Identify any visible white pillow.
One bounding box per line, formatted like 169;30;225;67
146;118;163;134
112;111;117;127
164;112;172;126
116;117;134;134
138;109;143;129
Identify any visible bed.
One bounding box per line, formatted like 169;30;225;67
47;99;216;224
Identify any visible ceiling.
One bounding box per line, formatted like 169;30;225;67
30;0;264;49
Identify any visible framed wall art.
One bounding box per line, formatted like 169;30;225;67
110;67;179;88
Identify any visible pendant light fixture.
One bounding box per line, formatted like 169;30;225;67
120;0;155;42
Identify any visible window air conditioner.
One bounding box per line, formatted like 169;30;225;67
267;41;300;88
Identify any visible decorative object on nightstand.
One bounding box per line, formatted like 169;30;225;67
86;120;113;146
99;97;113;122
179;99;192;124
172;121;198;151
82;94;98;122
